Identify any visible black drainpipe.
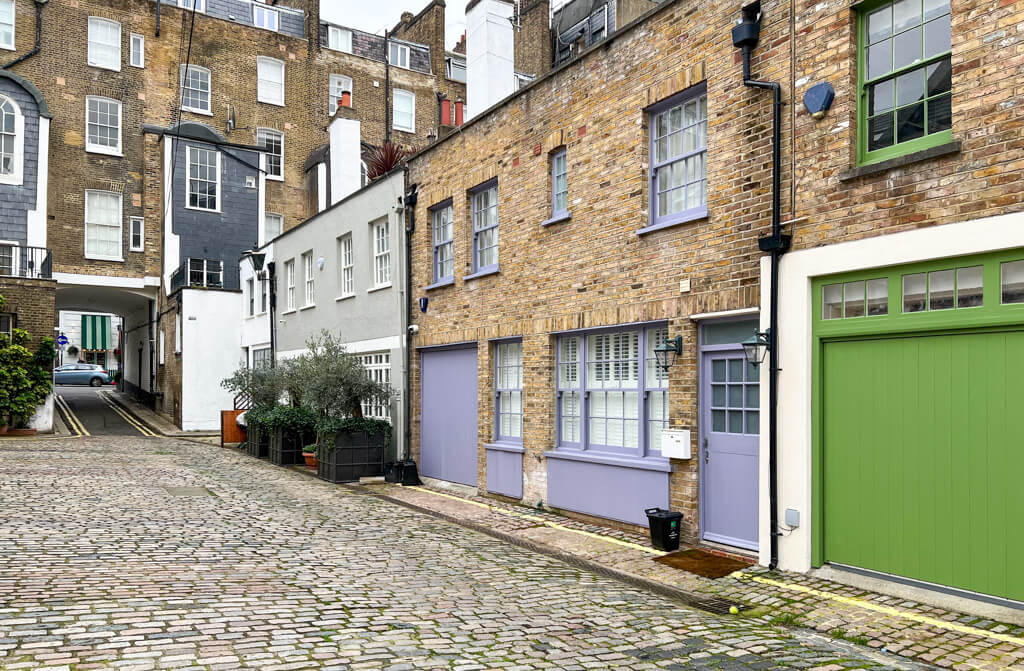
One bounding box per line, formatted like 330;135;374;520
267;261;277;368
384;30;392;145
156;0;161;37
2;0;47;70
732;2;790;571
404;181;418;461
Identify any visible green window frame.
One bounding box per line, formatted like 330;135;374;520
857;0;953;165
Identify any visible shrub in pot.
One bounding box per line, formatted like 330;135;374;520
267;405;317;466
316;417;392;483
222;364;285;458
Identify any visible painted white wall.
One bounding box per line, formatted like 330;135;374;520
180;289;245;431
122;304;152;392
760;213;1024;572
26;116;48;248
317;163;327;214
466;0;515;121
162;137;180;295
28;395;53;433
239;242;274;364
329;117;361;206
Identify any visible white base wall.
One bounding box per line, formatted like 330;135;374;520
180;290;245;432
759;213;1024;572
28;395;54;433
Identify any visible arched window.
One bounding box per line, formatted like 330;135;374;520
0;94;23;185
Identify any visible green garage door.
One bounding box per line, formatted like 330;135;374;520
823;330;1024;602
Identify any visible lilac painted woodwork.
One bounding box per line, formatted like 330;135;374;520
546;455;669;526
485;445;523;498
420;346;479;486
700;348;759;550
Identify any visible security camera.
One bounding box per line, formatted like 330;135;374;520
408;324;419;335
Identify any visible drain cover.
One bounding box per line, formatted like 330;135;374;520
163;486;210;496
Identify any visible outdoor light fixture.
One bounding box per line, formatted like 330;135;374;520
241;249;266;273
743;329;771;367
653;335;683;371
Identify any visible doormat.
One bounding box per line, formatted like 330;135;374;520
653;548;752;579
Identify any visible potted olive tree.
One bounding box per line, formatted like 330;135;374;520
221;363;284;459
286;332;393;483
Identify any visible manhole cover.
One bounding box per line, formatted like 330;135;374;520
163;486;211;496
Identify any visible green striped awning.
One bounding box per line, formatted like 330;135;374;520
81;315;111;351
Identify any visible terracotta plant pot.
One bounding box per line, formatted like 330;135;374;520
7;428;36;436
302;452;318;469
0;425;8;435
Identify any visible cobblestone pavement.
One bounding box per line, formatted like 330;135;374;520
0;436;928;671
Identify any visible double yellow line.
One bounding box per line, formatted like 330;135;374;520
99;392;159;437
55;394;89;437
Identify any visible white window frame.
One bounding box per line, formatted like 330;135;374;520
388;42;410;69
284;259;295;311
445;56;466;82
338;234;354;297
0;94;24;186
372;220;390;288
186;145;221;212
87;17;121;71
159;331;165;365
247;278;255;316
256;128;283;181
180;64;211;115
174;314;182;353
257;56;285;106
84;190;123;262
0;0;14;51
393;89;415;133
328;26;352;53
177;0;206;13
252;4;279;31
85;96;122;156
329;74;353;114
263;212;283;244
359;352;391;421
129;216;144;252
258;275;267;314
130;33;144;68
302;251;314;306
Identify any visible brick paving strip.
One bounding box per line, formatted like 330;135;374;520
0;435;942;671
361;482;1024;671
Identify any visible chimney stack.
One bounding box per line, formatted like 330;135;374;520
465;0;515;121
329;106;361;206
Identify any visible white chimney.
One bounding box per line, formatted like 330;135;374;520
465;0;515;121
329;116;361;206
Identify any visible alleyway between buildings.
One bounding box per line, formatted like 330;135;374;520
0;435;942;671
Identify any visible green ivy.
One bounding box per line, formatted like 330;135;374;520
0;327;55;428
316;416;391;451
245;404;316;434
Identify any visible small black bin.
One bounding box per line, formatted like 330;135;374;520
645;507;683;552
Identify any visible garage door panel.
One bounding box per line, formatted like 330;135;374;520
420;347;479;487
824;331;1024;602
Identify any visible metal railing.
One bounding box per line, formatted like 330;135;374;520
169;257;239;292
0;245;52;279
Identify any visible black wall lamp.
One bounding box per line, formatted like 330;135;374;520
654;335;683;371
743;329;772;367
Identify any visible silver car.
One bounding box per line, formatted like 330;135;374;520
54;364;112;387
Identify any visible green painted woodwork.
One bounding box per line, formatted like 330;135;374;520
822;331;1024;601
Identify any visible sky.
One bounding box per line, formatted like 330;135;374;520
323;1;468;50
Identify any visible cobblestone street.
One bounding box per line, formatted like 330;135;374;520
0;436;926;670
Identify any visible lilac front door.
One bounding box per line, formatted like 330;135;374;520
701;350;759;551
420;346;479;487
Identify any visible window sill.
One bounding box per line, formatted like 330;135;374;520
258;99;286;107
281;309;297;315
425;277;454;291
84;255;124;263
636;207;708;235
182;107;213;117
335;293;356;302
85;147;124;158
839;140;962;181
88;63;121;72
392;126;416;134
544;448;672;473
367;283;392;293
485;442;525;454
541;211;572;227
184;205;221;214
129;247;144;253
266;175;284;182
463;267;499;281
299;304;316;311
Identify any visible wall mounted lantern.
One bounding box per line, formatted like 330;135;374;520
654;335;683;371
743;329;771;367
241;249;266;273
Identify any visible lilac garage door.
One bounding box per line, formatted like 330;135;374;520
419;346;479;486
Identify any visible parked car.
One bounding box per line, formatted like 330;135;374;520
53;364;111;387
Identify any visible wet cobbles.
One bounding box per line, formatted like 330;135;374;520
0;437;925;670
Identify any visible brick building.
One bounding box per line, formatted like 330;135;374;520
405;0;1024;609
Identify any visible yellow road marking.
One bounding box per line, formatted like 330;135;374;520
99;392;158;437
407;486;663;555
740;573;1024;646
56;395;89;437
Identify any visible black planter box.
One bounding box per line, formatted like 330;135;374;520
246;426;270;459
318;430;387;483
269;428;314;466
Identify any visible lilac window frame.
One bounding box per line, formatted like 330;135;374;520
555;323;668;459
431;199;454;284
469;179;498;276
643;82;708;234
494;338;523;444
551;149;568;218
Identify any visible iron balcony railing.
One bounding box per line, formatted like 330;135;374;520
0;245;52;279
169;257;240;292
